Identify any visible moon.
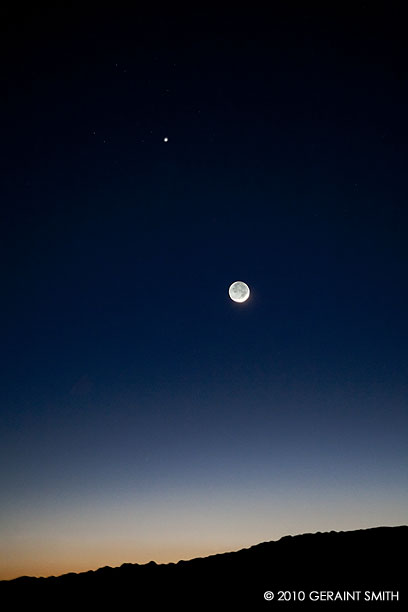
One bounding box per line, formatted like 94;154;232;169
229;281;250;303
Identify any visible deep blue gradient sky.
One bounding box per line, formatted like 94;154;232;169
1;4;407;578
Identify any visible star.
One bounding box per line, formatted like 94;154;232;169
163;137;169;142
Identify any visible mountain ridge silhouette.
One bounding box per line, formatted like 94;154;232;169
1;525;406;609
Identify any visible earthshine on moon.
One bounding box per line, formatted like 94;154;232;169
229;281;250;303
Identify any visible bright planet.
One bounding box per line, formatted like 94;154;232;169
229;281;250;303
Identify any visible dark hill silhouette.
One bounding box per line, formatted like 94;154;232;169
1;526;406;609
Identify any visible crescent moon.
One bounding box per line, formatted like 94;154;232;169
229;281;250;303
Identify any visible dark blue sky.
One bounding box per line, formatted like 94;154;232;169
1;3;407;578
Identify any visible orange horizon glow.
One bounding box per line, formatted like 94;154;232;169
2;509;406;581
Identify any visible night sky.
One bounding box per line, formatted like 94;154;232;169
1;4;407;580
